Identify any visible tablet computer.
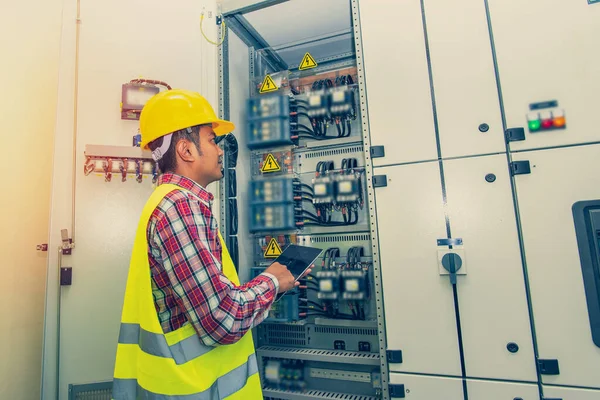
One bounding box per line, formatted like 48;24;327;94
271;244;323;301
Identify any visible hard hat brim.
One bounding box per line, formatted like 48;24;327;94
212;119;235;136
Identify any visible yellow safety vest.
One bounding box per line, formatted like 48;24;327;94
112;183;263;399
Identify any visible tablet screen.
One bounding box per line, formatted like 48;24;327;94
274;244;323;280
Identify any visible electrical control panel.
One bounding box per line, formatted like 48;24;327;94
221;3;381;399
241;63;378;397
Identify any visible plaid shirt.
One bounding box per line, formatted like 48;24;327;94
147;173;278;346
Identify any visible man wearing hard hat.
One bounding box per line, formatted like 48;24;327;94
111;89;304;399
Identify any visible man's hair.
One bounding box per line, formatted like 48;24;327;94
148;124;208;173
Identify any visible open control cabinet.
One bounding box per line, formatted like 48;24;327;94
218;1;390;399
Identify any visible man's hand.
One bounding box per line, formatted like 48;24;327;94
264;262;313;293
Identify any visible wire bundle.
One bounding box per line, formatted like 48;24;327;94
216;133;239;267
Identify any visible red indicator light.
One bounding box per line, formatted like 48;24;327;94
541;119;553;129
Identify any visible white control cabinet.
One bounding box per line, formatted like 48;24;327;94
488;0;600;151
358;0;600;397
375;155;536;382
512;145;600;389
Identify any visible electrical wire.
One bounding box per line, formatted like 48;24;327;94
129;78;172;90
200;13;226;46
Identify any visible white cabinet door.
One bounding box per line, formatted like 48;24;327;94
423;0;505;159
467;380;539;400
488;0;600;151
390;373;464;400
375;162;461;376
444;154;537;381
512;144;600;388
358;0;438;166
544;385;600;400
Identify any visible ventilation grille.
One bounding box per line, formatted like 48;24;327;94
310;234;370;243
314;327;377;336
264;324;307;346
263;387;377;400
69;382;112;400
305;146;363;159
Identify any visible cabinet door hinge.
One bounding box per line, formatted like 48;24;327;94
510;161;531;176
370;145;385;159
506;127;526;142
537;358;560;375
386;349;403;363
389;384;405;398
373;175;388;188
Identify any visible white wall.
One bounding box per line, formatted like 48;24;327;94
41;0;220;398
0;1;64;399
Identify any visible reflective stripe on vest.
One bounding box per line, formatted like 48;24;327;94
112;353;259;399
118;323;212;365
112;183;263;400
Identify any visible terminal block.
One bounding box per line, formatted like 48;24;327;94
264;359;306;391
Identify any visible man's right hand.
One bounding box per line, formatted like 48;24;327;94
263;262;296;293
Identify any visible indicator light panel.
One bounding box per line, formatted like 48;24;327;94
526;109;566;133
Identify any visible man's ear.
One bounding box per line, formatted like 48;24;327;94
175;139;196;163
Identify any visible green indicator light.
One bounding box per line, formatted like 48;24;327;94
528;120;541;131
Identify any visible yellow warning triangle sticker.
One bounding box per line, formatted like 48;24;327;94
259;74;278;94
299;52;318;70
264;238;283;258
261;153;281;173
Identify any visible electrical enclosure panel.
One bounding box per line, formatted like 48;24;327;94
442;154;536;381
423;0;505;158
466;380;539;400
359;0;438;165
543;385;600;400
488;0;600;151
388;373;463;400
375;161;461;376
511;144;600;388
375;155;536;381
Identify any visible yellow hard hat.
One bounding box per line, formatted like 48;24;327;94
139;89;235;150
